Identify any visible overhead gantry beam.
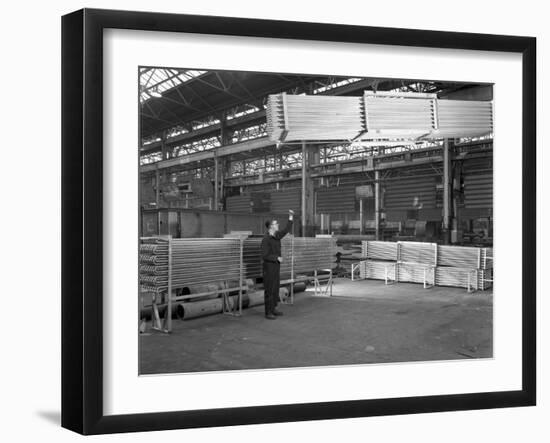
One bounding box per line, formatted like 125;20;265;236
140;136;274;173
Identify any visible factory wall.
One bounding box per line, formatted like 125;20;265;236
140;173;214;209
141;208;288;238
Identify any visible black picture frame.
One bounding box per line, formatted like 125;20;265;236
61;8;536;435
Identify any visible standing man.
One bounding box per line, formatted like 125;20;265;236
261;209;294;320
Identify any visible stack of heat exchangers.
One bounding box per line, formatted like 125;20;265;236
139;237;243;295
242;236;336;280
266;92;493;142
359;241;493;291
140;236;337;296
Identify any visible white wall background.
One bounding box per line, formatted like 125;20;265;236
0;1;546;441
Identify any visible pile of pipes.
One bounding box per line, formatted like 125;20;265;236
242;236;336;280
359;240;493;291
141;235;336;294
139;237;243;294
266;91;493;143
292;237;337;274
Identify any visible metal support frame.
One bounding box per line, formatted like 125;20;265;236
467;269;478;293
359;198;364;235
155;168;160;207
152;237;173;333
280;228;296;306
222;238;244;316
422;266;435;289
213;155;219;211
312;268;333;297
351;262;361;281
384;263;397;285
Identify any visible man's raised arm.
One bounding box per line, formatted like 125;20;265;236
276;209;294;239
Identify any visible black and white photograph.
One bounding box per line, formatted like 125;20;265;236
138;68;494;375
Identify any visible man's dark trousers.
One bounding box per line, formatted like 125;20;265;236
263;262;280;315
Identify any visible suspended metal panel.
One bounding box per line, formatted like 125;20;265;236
316;186;356;213
270;189;302;215
364;93;436;138
464;173;493;209
266;92;493;142
433;100;493;139
266;93;364;142
226;194;252;213
384;176;437;209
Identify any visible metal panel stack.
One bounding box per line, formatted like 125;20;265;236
139;237;242;294
242;236;336;280
396;242;436;285
435;267;479;290
438;245;481;268
226;194;252;213
463;173;493;209
279;237;294;279
383;176;437;210
359;260;396;281
266;91;493;143
242;237;263;279
434;100;494;139
398;262;435;285
292;237;337;274
436;245;493;290
364;93;436;139
266;93;365;142
398;241;437;266
316;186;357;214
270;189;302;215
361;240;398;261
481;248;493;270
358;240;493;291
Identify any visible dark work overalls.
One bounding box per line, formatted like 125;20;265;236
260;219;293;315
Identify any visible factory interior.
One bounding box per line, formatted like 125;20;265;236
138;68;494;374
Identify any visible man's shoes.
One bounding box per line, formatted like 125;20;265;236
272;309;284;316
265;313;276;320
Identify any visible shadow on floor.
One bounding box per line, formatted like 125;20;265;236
36;410;60;426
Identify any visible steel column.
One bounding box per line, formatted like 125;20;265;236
374;170;380;240
443;139;451;244
359;198;364;235
166;237;173;332
214;155;219;211
155;168;160;207
301;141;307;236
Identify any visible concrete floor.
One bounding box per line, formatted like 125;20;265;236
139;278;493;374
